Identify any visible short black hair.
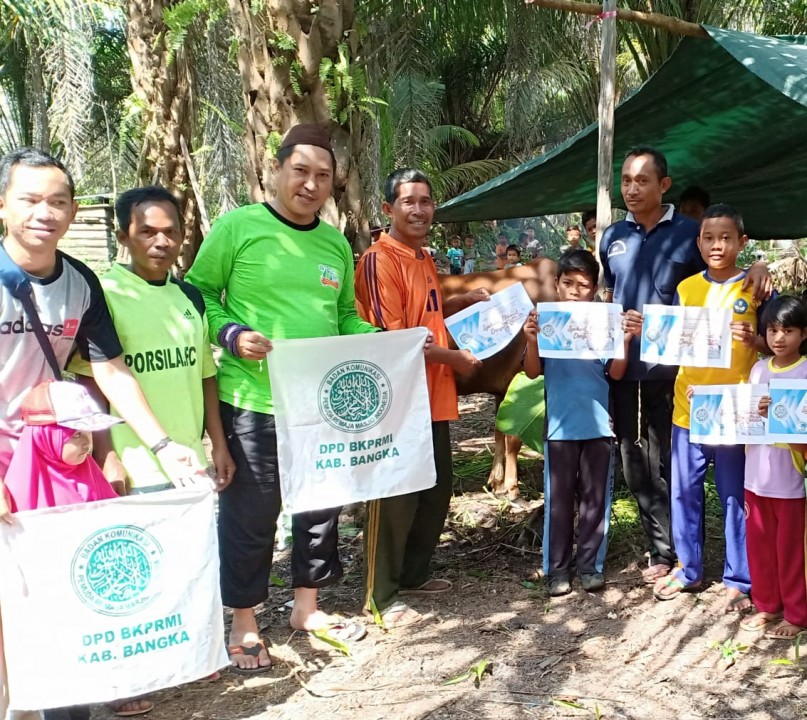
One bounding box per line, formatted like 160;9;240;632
518;232;529;243
557;248;599;285
582;209;596;226
680;185;711;209
0;147;75;198
384;168;433;204
115;186;182;234
276;143;336;171
701;203;745;236
506;244;520;255
625;146;668;179
762;295;807;355
566;225;579;233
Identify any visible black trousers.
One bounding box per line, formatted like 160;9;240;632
610;379;676;567
545;437;612;577
363;421;454;612
43;708;90;720
218;402;343;609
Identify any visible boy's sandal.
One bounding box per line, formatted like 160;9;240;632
653;571;700;601
740;613;783;633
308;620;367;644
722;591;752;614
227;639;273;675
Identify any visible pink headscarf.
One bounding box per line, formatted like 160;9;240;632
4;424;118;512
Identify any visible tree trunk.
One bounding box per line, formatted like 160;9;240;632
125;0;201;272
226;0;371;249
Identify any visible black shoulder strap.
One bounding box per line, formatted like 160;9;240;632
0;242;63;380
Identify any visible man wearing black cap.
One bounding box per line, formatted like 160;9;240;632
187;124;375;672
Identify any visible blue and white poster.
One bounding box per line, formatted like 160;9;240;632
690;384;768;444
767;379;807;442
641;304;732;368
536;302;624;359
445;282;534;360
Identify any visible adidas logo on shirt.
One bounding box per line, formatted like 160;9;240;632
183;308;194;319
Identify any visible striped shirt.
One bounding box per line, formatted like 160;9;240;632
355;232;458;422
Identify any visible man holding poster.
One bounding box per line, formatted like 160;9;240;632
186;124;376;669
355;168;490;628
599;147;770;584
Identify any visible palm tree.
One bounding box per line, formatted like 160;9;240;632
0;0;101;174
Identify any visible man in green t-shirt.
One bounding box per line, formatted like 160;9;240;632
186;124;374;673
72;186;235;496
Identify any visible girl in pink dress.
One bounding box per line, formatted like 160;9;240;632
4;381;121;512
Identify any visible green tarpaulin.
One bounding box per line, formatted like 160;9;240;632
435;27;807;239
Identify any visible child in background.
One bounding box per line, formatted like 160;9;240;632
654;204;766;612
495;232;508;269
523;249;638;595
504;245;522;269
447;236;464;275
742;296;807;639
462;235;477;274
4;381;125;720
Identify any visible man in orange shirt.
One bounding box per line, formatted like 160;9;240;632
355;168;490;628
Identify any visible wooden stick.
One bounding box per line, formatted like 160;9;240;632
595;0;617;265
524;0;709;38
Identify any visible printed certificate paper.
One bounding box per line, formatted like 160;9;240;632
690;384;768;444
767;379;807;442
536;302;625;359
445;282;534;360
641;304;732;368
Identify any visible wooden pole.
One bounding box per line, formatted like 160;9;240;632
595;0;617;266
524;0;708;38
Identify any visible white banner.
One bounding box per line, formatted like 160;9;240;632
0;490;227;711
268;328;436;513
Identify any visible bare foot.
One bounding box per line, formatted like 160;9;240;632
723;588;752;613
766;620;807;639
108;697;154;716
228;608;271;671
740;611;783;632
290;607;341;631
641;563;672;584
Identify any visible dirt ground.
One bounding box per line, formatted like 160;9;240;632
95;395;807;720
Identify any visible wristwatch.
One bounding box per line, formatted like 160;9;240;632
150;436;172;455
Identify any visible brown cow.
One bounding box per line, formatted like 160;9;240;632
439;258;558;501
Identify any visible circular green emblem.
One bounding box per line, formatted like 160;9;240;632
71;525;163;617
318;361;392;433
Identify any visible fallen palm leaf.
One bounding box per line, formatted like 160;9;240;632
442;658;494;687
309;629;352;657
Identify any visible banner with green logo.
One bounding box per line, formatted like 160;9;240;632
268;328;436;512
0;490;227;710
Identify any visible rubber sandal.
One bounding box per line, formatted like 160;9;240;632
227;639;273;675
723;591;752;614
108;698;154;717
399;579;452;595
309;621;367;643
740;613;783;632
765;620;807;640
653;571;700;601
364;601;423;629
